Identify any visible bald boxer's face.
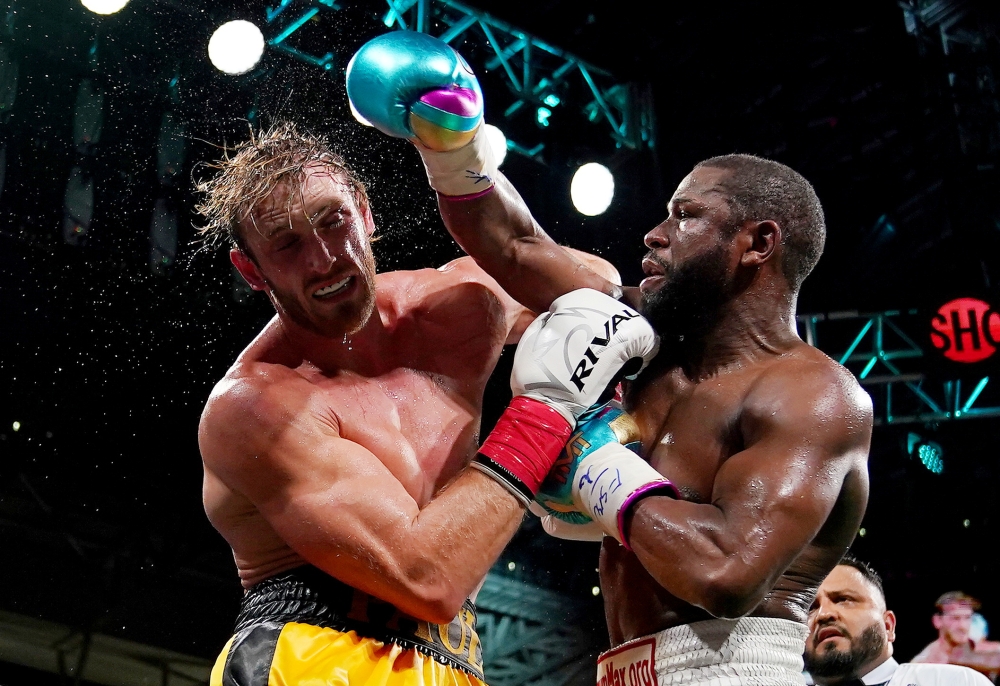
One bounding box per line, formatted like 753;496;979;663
640;165;738;297
638;166;738;345
232;163;377;338
804;565;894;683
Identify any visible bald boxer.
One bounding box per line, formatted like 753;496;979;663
194;122;658;686
350;31;873;685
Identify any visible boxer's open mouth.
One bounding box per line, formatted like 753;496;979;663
313;276;352;298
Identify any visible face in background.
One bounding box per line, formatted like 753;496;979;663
638;166;741;354
231;162;378;339
804;565;896;683
934;602;974;646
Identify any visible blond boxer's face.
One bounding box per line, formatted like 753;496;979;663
232;163;378;338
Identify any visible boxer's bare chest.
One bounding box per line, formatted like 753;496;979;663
299;289;508;504
602;364;764;642
626;366;750;501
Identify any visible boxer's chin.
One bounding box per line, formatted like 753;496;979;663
273;279;377;339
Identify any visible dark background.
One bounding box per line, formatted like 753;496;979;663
2;0;1000;678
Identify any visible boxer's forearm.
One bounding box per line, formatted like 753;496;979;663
438;174;616;312
624;498;779;618
387;469;526;621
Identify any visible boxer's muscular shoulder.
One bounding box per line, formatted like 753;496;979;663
742;347;873;449
740;352;872;469
380;263;510;329
200;360;339;474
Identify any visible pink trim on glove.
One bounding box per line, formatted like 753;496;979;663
419;87;481;117
617;480;680;551
438;186;496;201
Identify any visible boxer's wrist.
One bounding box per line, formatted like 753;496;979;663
417;126;497;199
473;396;574;506
571;442;679;549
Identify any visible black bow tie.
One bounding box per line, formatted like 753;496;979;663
840;680;888;686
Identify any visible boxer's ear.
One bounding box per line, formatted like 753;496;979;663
231;248;268;291
739;219;780;268
362;203;376;237
884;610;897;644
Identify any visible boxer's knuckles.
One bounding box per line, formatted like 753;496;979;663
346;31;483;148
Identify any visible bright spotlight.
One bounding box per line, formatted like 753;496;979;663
208;20;265;75
483;124;507;166
81;0;130;15
571;163;614;216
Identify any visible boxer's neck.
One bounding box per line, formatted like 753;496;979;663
274;301;391;374
682;283;800;380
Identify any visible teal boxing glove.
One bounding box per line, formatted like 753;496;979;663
346;31;497;197
536;404;679;549
536;404;643;525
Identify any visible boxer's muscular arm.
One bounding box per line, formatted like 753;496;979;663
625;362;873;618
438;175;633;313
439;251;622;344
199;374;523;624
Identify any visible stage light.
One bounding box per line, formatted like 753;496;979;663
571;162;614;216
536;106;551;127
542;94;561;107
906;432;944;474
12;421;20;432
81;0;129;15
483;124;508;166
208;21;265;75
591;586;600;596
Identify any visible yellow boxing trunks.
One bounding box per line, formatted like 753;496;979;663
211;565;486;686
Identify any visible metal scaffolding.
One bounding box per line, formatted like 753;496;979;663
476;573;601;686
797;309;1000;426
262;0;656;162
902;0;1000;162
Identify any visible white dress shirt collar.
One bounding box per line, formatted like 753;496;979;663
862;657;898;684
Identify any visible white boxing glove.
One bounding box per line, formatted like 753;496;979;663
571;442;678;549
528;502;605;542
472;289;658;508
511;289;660;426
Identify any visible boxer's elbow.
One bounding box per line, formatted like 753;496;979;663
401;585;466;624
398;561;467;624
695;567;769;618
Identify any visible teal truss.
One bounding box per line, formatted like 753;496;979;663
263;0;656;162
798;310;1000;426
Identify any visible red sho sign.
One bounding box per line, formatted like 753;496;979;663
929;297;1000;364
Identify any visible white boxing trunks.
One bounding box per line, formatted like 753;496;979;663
597;617;808;686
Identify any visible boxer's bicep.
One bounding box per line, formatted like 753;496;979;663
438;174;619;313
202;379;434;598
702;367;872;604
202;376;524;622
628;364;871;617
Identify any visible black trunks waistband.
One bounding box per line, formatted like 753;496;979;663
235;565;484;680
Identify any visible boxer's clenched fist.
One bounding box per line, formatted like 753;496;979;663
346;31;496;197
512;288;659;425
471;289;659;507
